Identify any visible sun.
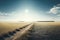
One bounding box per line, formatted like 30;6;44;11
25;9;29;13
23;9;33;22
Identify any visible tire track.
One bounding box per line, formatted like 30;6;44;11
0;23;32;40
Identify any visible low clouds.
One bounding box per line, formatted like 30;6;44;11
49;4;60;15
0;12;16;17
0;12;17;21
0;12;11;16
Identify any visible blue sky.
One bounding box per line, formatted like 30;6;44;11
0;0;60;22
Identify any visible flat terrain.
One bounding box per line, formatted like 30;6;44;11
0;22;60;40
29;22;60;40
0;22;30;35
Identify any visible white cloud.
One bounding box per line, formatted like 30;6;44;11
49;4;60;14
57;14;60;16
0;12;11;16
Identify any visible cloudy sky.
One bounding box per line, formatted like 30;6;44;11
0;0;60;22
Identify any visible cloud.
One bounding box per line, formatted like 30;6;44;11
57;14;60;16
0;12;16;17
49;4;60;14
0;12;10;16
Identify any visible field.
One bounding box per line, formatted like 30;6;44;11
34;22;60;35
0;22;30;35
0;22;60;40
29;22;60;40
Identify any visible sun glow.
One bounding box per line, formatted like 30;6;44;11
23;9;33;22
25;9;29;13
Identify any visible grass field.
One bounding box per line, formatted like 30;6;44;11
29;22;60;40
0;21;60;40
34;22;60;34
0;22;30;35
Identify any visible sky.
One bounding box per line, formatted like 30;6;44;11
0;0;60;22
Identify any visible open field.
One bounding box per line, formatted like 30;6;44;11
0;22;60;40
0;22;30;35
29;22;60;40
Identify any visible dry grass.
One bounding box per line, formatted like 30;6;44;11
34;22;60;34
35;22;60;26
0;22;29;35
